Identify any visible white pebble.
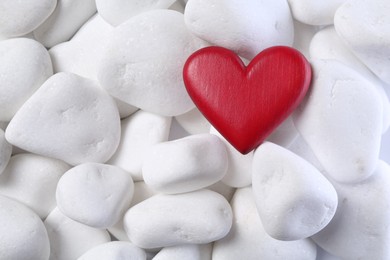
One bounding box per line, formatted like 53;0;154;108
5;72;121;165
0;153;70;218
109;110;171;181
334;0;390;84
0;38;53;121
252;142;338;240
184;0;294;59
0;195;50;260
124;189;232;248
153;244;212;260
98;10;206;116
34;0;97;48
288;0;346;25
45;208;111;260
293;60;383;183
96;0;176;26
143;134;228;194
213;188;317;260
312;161;390;259
78;241;146;260
175;108;211;134
211;127;253;188
0;129;12;174
56;163;134;228
0;0;56;38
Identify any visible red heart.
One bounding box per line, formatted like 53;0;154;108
183;46;312;154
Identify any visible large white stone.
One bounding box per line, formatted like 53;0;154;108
293;60;383;183
252;142;338;241
184;0;294;59
5;72;121;165
0;195;50;260
312;161;390;259
0;153;70;218
124;189;232;248
143;134;228;194
78;241;146;260
97;10;207;116
334;0;390;83
0;0;56;38
0;38;53;121
96;0;176;26
212;188;317;260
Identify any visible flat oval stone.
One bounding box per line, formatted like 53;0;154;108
5;72;121;165
124;189;232;249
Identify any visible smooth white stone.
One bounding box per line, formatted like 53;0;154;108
108;181;159;241
0;38;53;121
78;241;146;260
288;0;346;25
252;142;338;240
312;161;390;259
309;26;390;133
124;189;232;249
175;108;211;135
334;0;390;84
0;195;50;260
210;127;253;188
153;244;212;260
143;134;228;194
96;0;176;26
109;110;171;181
0;129;12;174
184;0;294;59
266;116;299;148
45;208;111;260
56;163;134;228
5;72;121;165
212;188;317;260
34;0;97;48
0;0;56;38
98;10;206;116
293;60;383;183
0;153;70;218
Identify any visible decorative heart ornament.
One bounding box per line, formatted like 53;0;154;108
183;46;312;154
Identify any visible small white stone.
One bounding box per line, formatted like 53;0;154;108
212;188;317;260
293;60;383;183
45;208;111;260
96;0;176;26
334;0;390;84
0;38;53;121
124;189;232;248
153;244;212;260
210;127;253;188
5;72;121;165
56;163;134;228
98;10;207;116
184;0;294;59
0;153;70;218
252;142;338;241
78;241;146;260
143;134;228;194
175;108;211;134
288;0;346;25
109;110;171;181
0;0;56;38
0;129;12;174
312;161;390;259
0;195;50;260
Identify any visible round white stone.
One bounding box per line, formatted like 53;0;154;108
5;72;121;165
78;241;146;260
143;134;228;194
0;195;50;260
0;38;53;121
56;163;134;228
124;189;232;248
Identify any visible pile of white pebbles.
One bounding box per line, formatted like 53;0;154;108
1;0;390;259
